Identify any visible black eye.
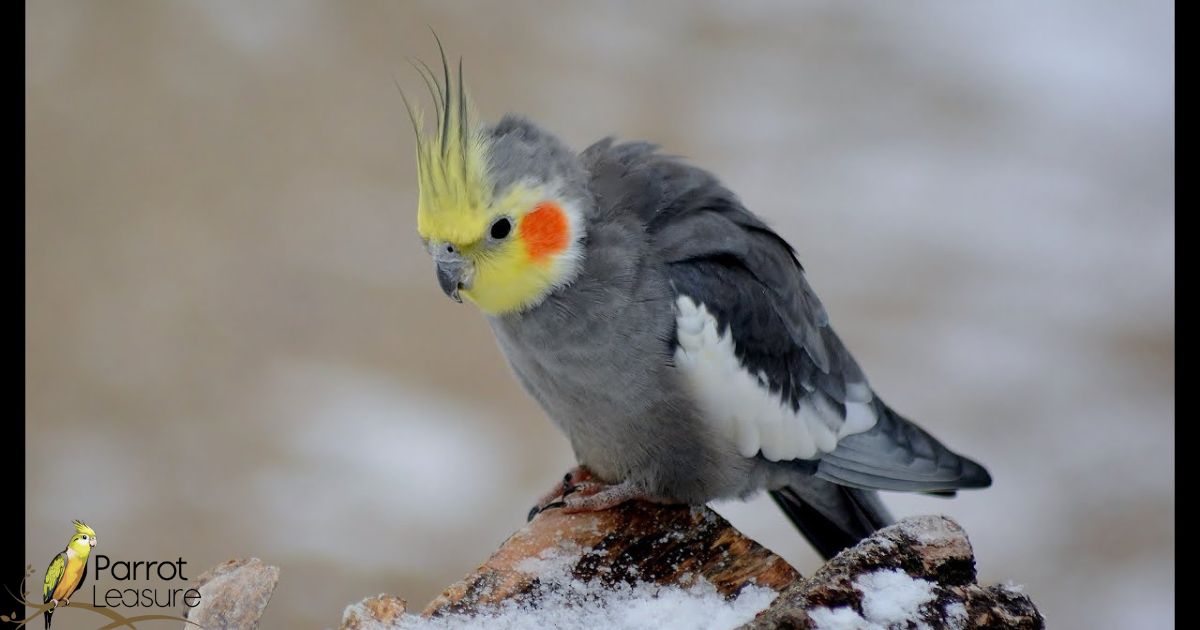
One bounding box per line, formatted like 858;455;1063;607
490;217;512;240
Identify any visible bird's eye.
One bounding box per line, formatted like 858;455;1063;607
489;217;512;240
80;536;88;542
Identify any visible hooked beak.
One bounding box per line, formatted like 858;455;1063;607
433;248;472;303
90;538;97;548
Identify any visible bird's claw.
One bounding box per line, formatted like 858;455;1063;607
560;472;576;496
527;500;566;522
527;466;598;521
526;466;670;520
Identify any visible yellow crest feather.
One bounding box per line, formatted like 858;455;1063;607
401;37;493;245
72;520;96;537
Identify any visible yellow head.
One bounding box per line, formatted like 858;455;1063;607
66;520;97;556
402;44;588;316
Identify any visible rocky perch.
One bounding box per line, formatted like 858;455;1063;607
335;503;1044;629
183;557;280;630
180;503;1042;628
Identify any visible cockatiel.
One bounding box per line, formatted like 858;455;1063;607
42;520;97;628
404;45;991;559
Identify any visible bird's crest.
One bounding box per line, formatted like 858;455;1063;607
399;34;493;244
72;520;95;537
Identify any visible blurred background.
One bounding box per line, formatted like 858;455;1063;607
26;1;1173;628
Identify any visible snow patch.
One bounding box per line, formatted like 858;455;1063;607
809;569;938;630
857;570;938;626
808;605;873;630
385;540;778;630
1000;580;1027;594
893;516;960;546
513;542;590;576
943;602;968;629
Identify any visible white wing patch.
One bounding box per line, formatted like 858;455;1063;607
673;295;877;461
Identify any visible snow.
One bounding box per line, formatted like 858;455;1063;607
856;570;938;626
808;569;938;630
1000;580;1026;594
808;605;874;630
943;602;968;629
377;542;779;630
512;543;588;577
891;516;961;546
382;579;776;630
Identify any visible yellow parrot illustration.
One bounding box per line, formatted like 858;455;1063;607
42;520;97;629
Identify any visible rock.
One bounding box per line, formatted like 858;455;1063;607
739;515;1045;629
340;594;409;630
183;557;279;630
423;501;799;617
331;506;1044;629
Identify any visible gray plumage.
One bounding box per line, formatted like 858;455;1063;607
477;115;990;559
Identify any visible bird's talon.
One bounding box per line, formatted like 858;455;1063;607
566;481;606;498
525;496;566;520
561;473;576;495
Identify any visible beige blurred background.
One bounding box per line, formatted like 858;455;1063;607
26;2;1173;628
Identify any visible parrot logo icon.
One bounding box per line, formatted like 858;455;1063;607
41;520;97;628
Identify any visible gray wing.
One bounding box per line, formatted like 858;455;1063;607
583;139;990;492
817;399;991;491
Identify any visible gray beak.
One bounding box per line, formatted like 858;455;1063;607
433;247;471;303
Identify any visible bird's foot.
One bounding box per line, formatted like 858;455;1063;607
527;466;671;519
528;466;596;521
48;599;59;609
61;599;70;606
557;480;671;513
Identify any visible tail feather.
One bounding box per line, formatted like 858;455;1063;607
817;399;992;493
44;608;52;629
770;478;893;560
772;399;990;559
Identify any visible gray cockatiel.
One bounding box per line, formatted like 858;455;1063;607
406;49;990;559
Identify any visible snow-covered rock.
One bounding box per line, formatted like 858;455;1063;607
336;507;1043;630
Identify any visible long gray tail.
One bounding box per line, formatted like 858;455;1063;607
769;478;894;560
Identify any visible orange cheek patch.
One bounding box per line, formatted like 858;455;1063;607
519;202;570;261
